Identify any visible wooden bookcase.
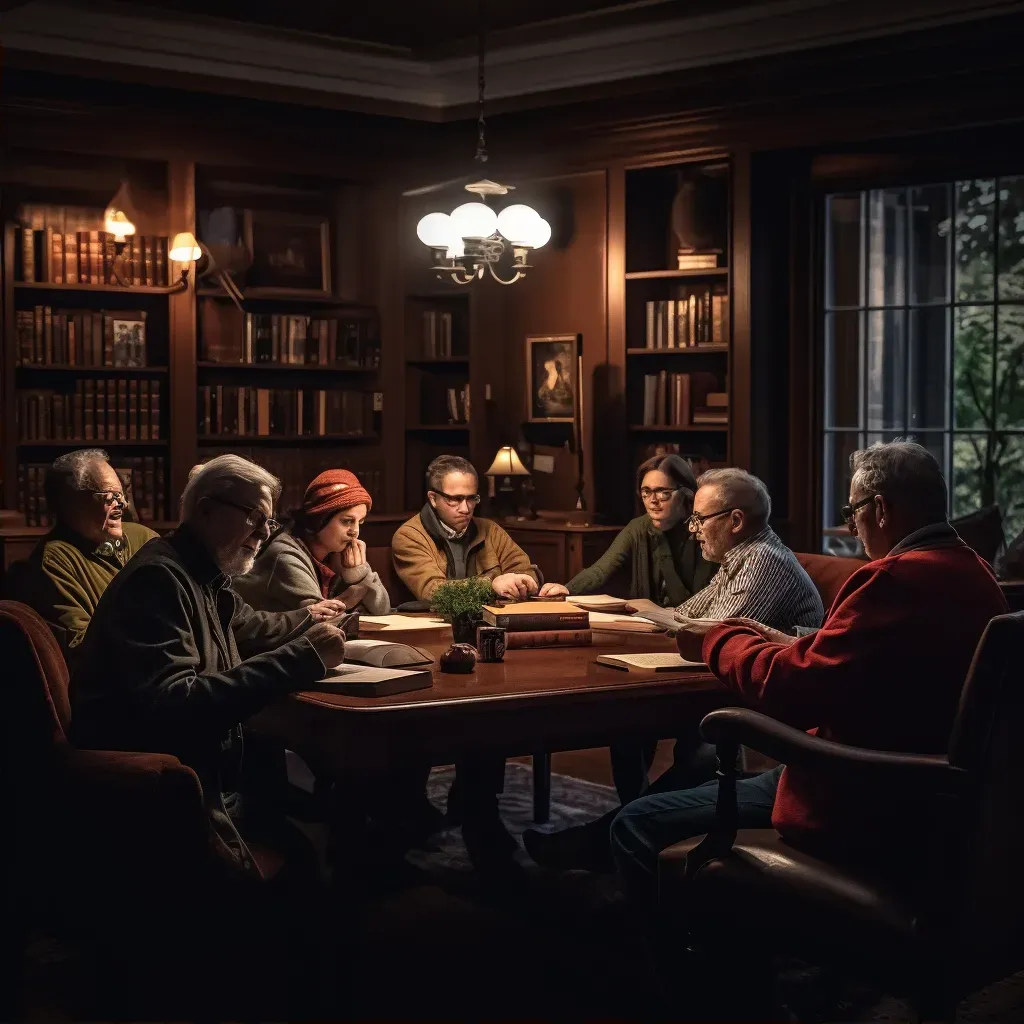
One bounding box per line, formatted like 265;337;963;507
621;158;733;474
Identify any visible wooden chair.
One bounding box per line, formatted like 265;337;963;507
657;610;1024;1022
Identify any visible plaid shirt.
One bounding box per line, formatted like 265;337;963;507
676;525;824;633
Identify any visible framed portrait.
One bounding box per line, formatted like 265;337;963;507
105;311;147;367
243;210;331;294
525;333;582;423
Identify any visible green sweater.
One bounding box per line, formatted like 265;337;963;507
567;515;717;607
12;521;157;649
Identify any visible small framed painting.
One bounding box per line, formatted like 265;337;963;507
106;311;148;367
525;333;582;423
243;210;331;294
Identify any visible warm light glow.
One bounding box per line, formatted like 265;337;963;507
485;445;530;477
169;232;201;262
416;212;452;248
496;204;541;244
446;234;466;260
449;202;497;240
104;210;136;242
518;216;552;249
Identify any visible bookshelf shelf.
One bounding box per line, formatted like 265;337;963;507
626;345;729;355
628;424;728;433
197;434;379;444
14;281;180;296
406;424;470;433
17;439;169;447
625;268;729;280
197;361;376;373
16;364;170;374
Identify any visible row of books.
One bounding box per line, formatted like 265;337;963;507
18;381;163;442
200;308;379;369
421;310;460;359
197;385;375;438
642;292;729;349
199;446;382;515
420;382;470;425
18;456;168;527
14;224;171;288
482;601;592;650
640;371;727;426
16;306;151;367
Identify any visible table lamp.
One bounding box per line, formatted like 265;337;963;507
485;445;533;519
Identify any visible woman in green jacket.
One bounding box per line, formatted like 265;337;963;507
539;453;716;606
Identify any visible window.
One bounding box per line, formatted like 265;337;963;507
821;177;1024;554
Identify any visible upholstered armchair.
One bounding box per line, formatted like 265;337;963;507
657;611;1024;1022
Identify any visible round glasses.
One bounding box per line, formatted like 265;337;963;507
432;490;481;509
687;507;737;532
639;486;682;505
207;494;279;533
89;490;128;509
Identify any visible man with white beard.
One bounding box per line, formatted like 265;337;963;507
71;454;347;874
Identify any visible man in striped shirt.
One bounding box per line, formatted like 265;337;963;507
676;468;823;633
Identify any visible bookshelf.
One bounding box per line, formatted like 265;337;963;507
622;158;732;472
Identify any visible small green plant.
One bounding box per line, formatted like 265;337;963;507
430;577;496;622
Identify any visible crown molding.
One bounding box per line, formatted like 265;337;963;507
3;0;1023;118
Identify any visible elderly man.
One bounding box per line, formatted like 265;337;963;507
10;449;157;651
611;441;1008;902
392;454;539;873
72;454;347;874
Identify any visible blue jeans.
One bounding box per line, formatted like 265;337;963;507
610;765;783;904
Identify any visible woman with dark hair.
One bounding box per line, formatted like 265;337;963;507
527;453;719;872
539;453;716;605
235;469;389;615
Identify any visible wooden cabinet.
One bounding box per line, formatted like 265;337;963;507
501;519;621;587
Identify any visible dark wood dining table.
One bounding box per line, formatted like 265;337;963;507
250;623;733;819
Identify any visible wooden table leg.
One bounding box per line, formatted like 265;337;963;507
532;751;551;824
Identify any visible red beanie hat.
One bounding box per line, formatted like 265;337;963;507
302;469;372;518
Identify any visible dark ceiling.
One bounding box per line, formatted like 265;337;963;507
91;0;772;56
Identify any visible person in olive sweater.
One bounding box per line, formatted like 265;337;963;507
8;449;158;655
527;453;719;871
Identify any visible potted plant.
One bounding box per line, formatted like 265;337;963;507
430;577;495;645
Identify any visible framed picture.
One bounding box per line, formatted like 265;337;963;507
525;333;582;423
106;311;147;367
243;210;331;294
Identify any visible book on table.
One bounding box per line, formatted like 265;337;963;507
311;663;433;697
344;638;434;667
595;652;705;673
481;601;589;631
357;614;450;633
565;594;635;614
586;610;663;633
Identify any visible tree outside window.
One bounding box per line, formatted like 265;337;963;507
822;176;1024;555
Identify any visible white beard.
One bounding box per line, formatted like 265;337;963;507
219;550;256;577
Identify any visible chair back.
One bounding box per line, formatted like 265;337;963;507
0;600;71;754
794;552;864;610
367;545;415;607
947;610;1024;952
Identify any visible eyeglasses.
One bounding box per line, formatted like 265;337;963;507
88;490;128;509
207;494;279;533
687;507;737;532
432;490;481;509
840;494;878;529
639;486;683;504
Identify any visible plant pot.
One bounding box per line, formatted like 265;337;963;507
450;612;481;646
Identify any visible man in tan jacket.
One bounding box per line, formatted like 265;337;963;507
392;454;538;875
392;454;539;601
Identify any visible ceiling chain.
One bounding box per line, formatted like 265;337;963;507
475;0;488;165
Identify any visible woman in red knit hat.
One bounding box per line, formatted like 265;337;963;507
235;468;389;614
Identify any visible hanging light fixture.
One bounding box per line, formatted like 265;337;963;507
412;0;549;286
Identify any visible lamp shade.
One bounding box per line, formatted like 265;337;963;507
416;212;452;248
450;202;497;240
485;445;530;477
519;216;552;249
103;180;138;241
496;204;540;243
169;232;201;262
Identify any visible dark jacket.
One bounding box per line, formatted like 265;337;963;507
71;524;326;871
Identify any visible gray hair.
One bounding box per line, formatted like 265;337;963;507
180;454;281;520
850;440;947;523
697;467;772;527
43;448;110;517
425;454;477;494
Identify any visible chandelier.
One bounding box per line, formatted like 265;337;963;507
413;1;550;285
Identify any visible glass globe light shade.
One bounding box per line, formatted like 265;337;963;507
169;232;201;262
446;234;465;259
416;212;452;248
449;202;497;239
518;216;552;249
496;204;540;243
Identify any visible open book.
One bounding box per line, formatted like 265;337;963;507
358;614;450;633
566;594;635;614
587;610;663;633
595;652;705;673
344;638;433;668
312;663;433;697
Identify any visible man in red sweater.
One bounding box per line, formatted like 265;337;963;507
610;440;1007;901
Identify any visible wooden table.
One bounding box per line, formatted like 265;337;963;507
251;626;730;823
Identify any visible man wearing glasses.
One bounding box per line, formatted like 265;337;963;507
10;448;159;653
392;454;539;873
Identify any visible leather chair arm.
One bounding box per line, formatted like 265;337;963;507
700;707;966;793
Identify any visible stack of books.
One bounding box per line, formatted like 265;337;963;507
481;601;592;649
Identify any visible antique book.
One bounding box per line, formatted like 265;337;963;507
344;638;433;667
595;652;704;673
312;664;432;697
565;594;635;613
587;610;663;633
481;601;589;631
504;628;594;649
358;614;450;633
